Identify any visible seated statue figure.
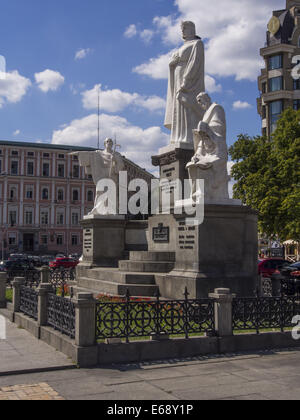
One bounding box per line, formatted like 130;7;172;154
70;138;124;216
186;92;230;202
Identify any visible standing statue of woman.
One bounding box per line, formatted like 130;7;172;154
164;21;205;147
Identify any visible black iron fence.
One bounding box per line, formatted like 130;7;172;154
19;285;38;321
95;289;215;342
47;293;75;339
232;296;300;334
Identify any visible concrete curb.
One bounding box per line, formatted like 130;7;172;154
0;365;77;378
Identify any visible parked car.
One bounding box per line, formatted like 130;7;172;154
49;257;79;270
258;258;290;277
41;255;55;265
271;261;300;296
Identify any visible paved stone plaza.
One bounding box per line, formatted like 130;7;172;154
1;318;300;400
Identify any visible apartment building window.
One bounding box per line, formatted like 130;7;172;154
25;211;33;225
293;100;300;110
42;163;50;177
8;234;16;246
57;189;64;201
43;153;50;158
72;212;79;226
72;165;80;178
72;235;78;246
72;189;79;201
58;154;65;159
57;212;64;225
27;152;35;157
9;211;17;227
57;235;63;246
41;235;48;245
268;76;283;92
42;188;49;200
262;82;267;94
293;79;300;90
268;54;282;70
27;161;34;176
40;211;49;225
9;187;16;200
11;151;19;156
269;100;283;133
26;186;33;199
262;106;266;119
11;161;19;175
87;190;94;202
58;164;65;177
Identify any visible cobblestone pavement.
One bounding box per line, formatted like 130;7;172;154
0;383;64;400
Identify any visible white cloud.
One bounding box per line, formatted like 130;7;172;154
227;161;235;198
13;129;20;136
124;24;138;39
52;113;169;173
75;48;93;60
233;100;252;110
82;84;166;113
140;29;155;44
135;0;282;82
0;70;31;108
34;69;65;93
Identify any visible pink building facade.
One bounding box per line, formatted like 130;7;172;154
0;141;154;259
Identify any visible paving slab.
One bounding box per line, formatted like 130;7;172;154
0;318;75;376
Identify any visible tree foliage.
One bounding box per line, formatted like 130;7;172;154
229;108;300;241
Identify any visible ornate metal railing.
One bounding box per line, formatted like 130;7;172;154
232;296;300;334
95;289;215;342
47;293;75;339
7;269;40;288
19;286;38;320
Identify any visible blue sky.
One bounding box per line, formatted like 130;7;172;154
0;0;284;172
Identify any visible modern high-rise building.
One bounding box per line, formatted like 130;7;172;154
0;140;154;258
257;0;300;136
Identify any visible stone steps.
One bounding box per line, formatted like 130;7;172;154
82;268;156;285
118;260;174;273
77;277;159;297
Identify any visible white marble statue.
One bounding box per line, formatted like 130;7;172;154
186;93;230;202
164;21;205;147
70;138;124;216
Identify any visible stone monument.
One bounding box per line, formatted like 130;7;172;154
148;21;258;298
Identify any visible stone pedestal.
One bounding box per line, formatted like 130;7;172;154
150;204;258;298
80;216;127;267
152;146;194;210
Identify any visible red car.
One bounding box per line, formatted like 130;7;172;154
258;258;290;277
49;257;79;269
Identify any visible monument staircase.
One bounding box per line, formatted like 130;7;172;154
76;251;175;298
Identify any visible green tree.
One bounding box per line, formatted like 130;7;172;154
229;108;300;241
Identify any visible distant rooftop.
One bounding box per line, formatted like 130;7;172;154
0;140;96;152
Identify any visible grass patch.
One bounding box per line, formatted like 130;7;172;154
5;288;13;303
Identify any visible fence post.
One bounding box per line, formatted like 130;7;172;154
209;288;234;337
40;266;50;284
37;283;53;327
74;293;96;347
0;272;7;308
12;277;25;313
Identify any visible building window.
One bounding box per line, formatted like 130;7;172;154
9;187;16;200
42;188;49;200
40;211;49;225
41;235;48;245
57;212;64;225
293;79;300;90
27;161;34;176
72;235;78;246
43;153;50;158
42;163;50;177
268;76;283;92
11;161;18;175
8;235;16;246
57;189;64;201
9;211;17;227
262;106;266;119
25;211;33;225
58;154;65;159
72;213;79;226
293;100;300;110
26;187;33;199
87;190;94;202
72;189;79;201
57;235;63;246
72;165;80;178
58;164;65;177
27;152;35;157
269;100;283;133
268;54;282;70
11;151;19;156
262;82;267;94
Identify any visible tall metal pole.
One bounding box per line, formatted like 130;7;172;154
97;87;100;150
